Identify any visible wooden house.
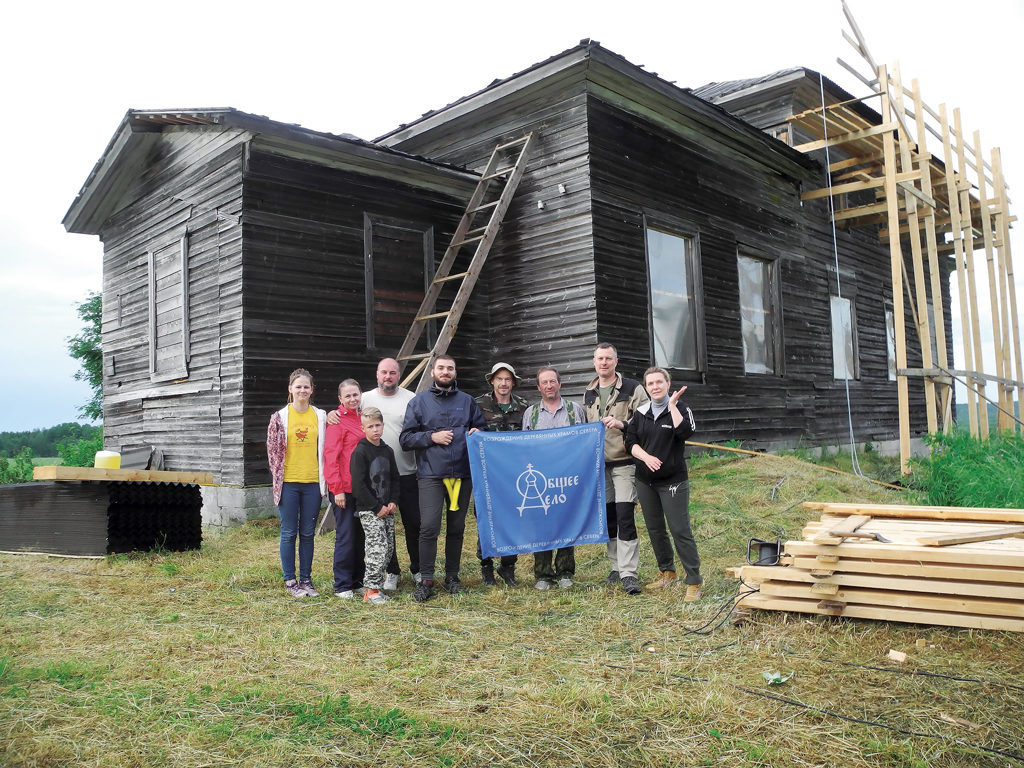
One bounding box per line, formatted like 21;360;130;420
65;42;941;524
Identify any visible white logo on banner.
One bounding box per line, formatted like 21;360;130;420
515;463;581;517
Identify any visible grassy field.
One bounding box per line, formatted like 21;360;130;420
2;452;1021;767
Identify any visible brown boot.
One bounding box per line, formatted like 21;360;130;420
646;570;677;589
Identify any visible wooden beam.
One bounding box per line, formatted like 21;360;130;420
788;555;1024;584
917;526;1024;547
32;466;214;484
793;121;898;153
992;148;1024;423
801;501;1024;523
811;514;873;544
879;66;912;474
940;104;979;437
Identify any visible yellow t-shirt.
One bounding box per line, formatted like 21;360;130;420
283;405;319;483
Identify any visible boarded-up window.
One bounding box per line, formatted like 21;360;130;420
831;295;858;380
737;252;782;374
645;227;703;371
364;215;434;352
147;235;189;381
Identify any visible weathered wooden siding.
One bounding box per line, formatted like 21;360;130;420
382;77;601;396
98;127;247;483
587;99;930;448
239;146;468;485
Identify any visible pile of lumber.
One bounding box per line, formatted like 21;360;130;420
735;502;1024;632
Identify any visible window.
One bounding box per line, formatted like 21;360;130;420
885;308;897;381
830;295;858;380
645;226;704;371
737;251;782;374
364;214;435;351
147;233;189;382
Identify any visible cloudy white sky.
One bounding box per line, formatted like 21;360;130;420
0;0;1020;432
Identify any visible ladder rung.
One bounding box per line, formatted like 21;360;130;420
433;272;469;284
482;166;516;180
416;311;451;321
466;226;487;236
398;353;432;360
449;234;485;248
495;136;530;151
469;200;500;213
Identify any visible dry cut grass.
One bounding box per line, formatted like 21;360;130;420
1;453;1022;767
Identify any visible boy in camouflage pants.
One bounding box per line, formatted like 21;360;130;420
349;407;400;605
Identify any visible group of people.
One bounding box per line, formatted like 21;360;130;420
266;343;702;605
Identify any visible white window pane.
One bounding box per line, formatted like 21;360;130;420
738;254;773;374
647;229;697;370
831;295;854;379
885;309;897;381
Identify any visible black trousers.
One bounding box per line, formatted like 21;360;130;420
417;477;473;581
386;473;421;576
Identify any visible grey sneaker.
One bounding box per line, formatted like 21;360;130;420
334;589;356;599
621;576;642;595
383;573;400;592
298;579;319;597
557;577;574;589
603;570;621;585
413;572;423;585
285;579;306;598
363;589;389;605
534;579;553;591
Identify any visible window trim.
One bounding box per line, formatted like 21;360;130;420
736;247;784;376
642;215;706;377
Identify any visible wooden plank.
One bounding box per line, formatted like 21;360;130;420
991;148;1024;423
756;581;1023;618
738;564;1024;600
33;466;214;485
789;555;1024;584
802;501;1024;523
917;526;1024;547
811;514;872;544
740;592;1023;631
792;121;898;152
783;539;1024;568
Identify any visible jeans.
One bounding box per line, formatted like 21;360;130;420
278;482;321;582
331;491;365;592
636;479;701;585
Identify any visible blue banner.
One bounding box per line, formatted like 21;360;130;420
467;422;607;558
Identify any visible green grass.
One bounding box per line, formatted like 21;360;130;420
30;456;62;466
1;452;1021;767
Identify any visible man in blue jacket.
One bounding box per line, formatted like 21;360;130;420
400;355;486;602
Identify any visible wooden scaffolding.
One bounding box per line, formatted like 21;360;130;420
787;1;1022;473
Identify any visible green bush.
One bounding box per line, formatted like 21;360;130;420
911;430;1024;508
0;448;34;484
56;434;104;468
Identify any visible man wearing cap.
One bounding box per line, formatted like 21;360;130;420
474;362;530;586
522;366;587;590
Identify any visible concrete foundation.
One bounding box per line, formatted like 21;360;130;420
200;485;276;527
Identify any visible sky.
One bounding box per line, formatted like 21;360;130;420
0;0;1021;432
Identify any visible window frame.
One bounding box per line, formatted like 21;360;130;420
827;266;859;381
363;213;435;351
147;231;190;383
642;215;706;376
736;247;784;376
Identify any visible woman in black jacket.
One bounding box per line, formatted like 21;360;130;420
624;366;702;601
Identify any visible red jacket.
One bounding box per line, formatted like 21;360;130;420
324;407;363;495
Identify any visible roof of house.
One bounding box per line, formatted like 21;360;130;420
64;108;479;235
376;40;820;179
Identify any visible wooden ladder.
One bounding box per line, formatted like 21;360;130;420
397;133;534;392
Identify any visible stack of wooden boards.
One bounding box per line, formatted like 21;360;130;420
735;502;1024;632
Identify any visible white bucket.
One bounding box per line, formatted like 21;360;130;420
94;450;121;469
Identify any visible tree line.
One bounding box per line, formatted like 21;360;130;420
0;423;101;458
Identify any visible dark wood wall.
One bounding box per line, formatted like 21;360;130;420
239;146;469;485
99;127;248;483
383;76;603;397
587;99;932;449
